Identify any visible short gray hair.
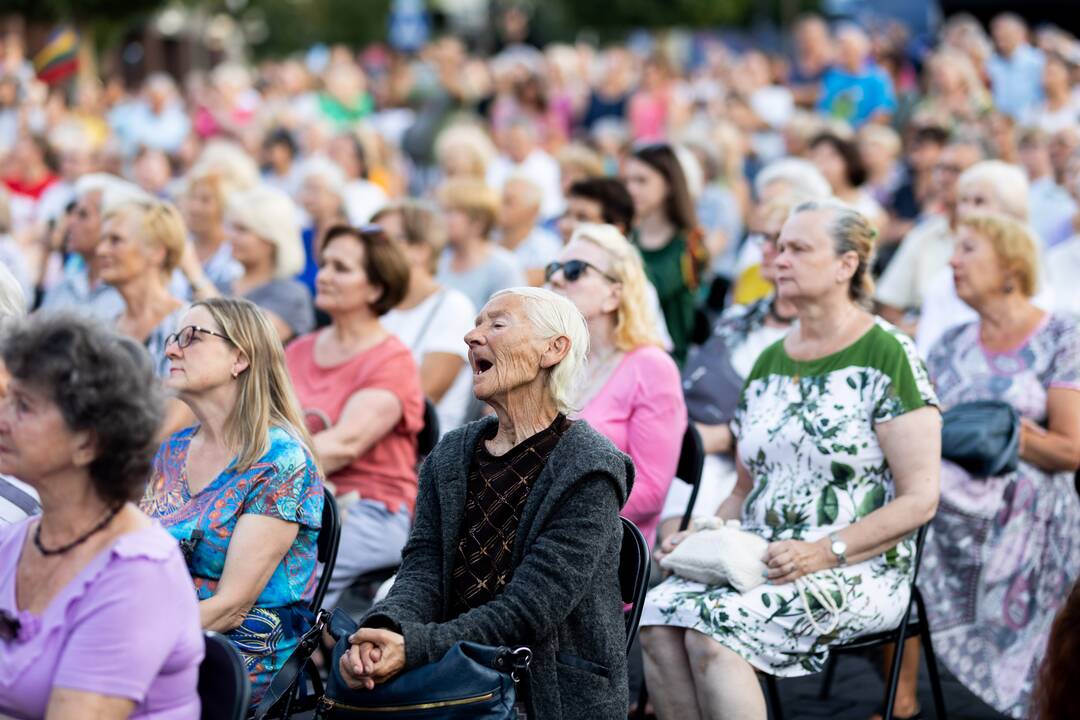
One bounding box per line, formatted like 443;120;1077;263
490;286;589;415
754;158;833;200
957;160;1029;221
226;184;305;278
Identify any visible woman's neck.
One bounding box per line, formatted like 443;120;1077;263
398;270;441;310
769;294;800;324
194;226;226;260
116;275;179;324
451;235;491;269
975;292;1040;339
586;313;619;361
488;384;560;454
795;292;864;345
500;223;531;251
636;211;675;248
35;473;114;547
237;258;275;293
329;310;384;347
183;386;238;452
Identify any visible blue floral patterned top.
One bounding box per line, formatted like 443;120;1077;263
141;424;324;701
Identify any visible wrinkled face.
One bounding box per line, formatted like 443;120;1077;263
464;294;551;405
315;235;381;316
68;190;103;257
185;179;223;235
546;240;620;322
164;306;246;397
622;157;667;220
950;226;1008;305
228;221;275;269
97;210;161;285
0;376;89;486
557;196;606;243
956;179;1001;219
773;210;855;303
498;180;539;230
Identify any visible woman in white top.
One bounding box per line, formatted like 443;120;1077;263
375;200;476;434
809;131;887;233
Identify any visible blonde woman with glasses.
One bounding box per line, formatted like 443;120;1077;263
140;297;324;706
547;223;686;547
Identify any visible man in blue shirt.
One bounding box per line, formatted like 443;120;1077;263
987;13;1045;120
817;25;896;127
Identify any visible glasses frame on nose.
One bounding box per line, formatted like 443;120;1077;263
165;325;234;350
544;259;619;285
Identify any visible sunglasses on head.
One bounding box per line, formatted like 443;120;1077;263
544;259;619;284
165;325;233;350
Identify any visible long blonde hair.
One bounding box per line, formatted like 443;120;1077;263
569;223;662;352
193;297;318;473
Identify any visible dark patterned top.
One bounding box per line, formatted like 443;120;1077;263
449;415;571;617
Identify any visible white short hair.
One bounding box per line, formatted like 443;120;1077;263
74;173;152;214
490;286;589;415
754;158;833;200
299;155;347;199
226;184;305;278
0;262;26;321
958;160;1030;221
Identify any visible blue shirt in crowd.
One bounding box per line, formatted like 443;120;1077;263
988;44;1045;119
817;65;897;127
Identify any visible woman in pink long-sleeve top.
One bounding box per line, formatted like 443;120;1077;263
547;223;686;546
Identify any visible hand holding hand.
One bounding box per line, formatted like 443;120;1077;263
339;628;406;691
764;539;832;585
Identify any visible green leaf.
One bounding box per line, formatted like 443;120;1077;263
856;485;887;517
762;594;771;608
830;461;855;486
816;486;839;525
765;508;782;528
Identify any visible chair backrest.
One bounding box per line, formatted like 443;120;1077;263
675;424;706;532
619;517;651;655
310;487;341;612
417;397;440;459
198;631;251;720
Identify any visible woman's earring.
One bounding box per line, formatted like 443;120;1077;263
231;369;239;379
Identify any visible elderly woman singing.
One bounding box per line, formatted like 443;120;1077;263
335;287;635;720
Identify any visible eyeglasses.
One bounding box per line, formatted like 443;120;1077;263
544;259;619;284
165;325;233;350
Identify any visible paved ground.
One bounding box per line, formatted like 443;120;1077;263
769;653;1008;720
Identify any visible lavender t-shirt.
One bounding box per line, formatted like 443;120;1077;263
0;520;203;718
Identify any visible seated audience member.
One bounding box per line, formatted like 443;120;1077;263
486;116;564;221
0;264;38;525
640;201;940;720
915;159;1049;354
1016;128;1076;250
913;213;1080;720
285;226;424;608
547;223;684;546
809;131;887;232
624;143;708;365
434;123;497;182
0;314;203;718
1045;150;1080;319
558;177;637;242
875;138;984;334
97;198;189;377
436;177;526;312
337;288;633;720
816;24;897;127
376;200;476;435
141;297;323;704
226;184;315;342
39;174;138;319
658;193;801;541
496;175;562;285
328;130;388;224
558;177;673;350
296;156;349;295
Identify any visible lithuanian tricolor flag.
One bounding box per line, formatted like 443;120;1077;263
33;27;79;85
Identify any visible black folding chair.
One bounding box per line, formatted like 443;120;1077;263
620;517;652;655
763;525;947;720
199;631;251;720
675;423;706;532
417;397;440;460
309;488;341;613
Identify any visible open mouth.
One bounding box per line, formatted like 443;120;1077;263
474;359;494;376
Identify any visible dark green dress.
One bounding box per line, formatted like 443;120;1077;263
633;229;696;365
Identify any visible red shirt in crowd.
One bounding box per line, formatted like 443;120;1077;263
285;331;424;515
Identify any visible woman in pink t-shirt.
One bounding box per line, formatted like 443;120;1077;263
547;223;686;547
285;225;424;608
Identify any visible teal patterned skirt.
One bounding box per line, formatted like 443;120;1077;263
226;604;315;705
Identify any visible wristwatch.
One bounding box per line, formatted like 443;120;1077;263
828;532;848;567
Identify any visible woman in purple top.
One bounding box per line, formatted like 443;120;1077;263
0;314;203;719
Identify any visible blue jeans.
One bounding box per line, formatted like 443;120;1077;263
322;497;411;609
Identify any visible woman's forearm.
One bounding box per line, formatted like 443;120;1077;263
829;493;937;566
199;594;251;633
713;488;747;522
696;422;733;455
1021;421;1080;473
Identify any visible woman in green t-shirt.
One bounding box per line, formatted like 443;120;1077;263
624;143;708;365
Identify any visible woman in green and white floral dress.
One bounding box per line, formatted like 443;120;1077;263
640;201;942;720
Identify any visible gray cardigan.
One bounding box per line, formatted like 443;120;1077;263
362;415;635;720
